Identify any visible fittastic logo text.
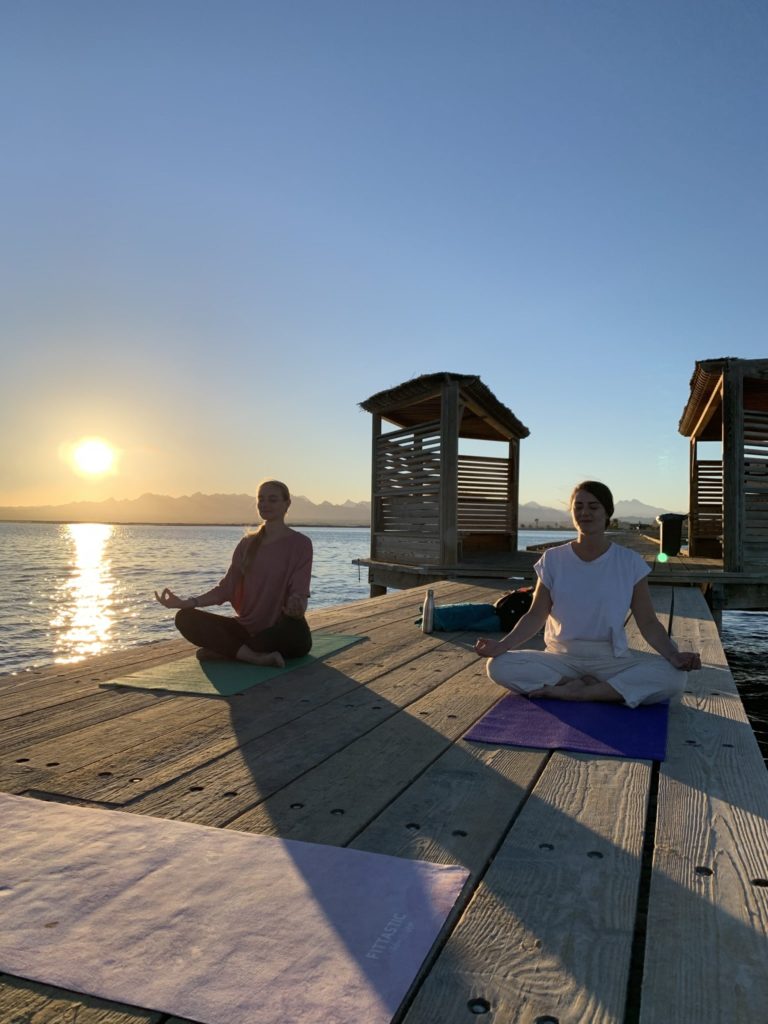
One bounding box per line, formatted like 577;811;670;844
365;913;410;960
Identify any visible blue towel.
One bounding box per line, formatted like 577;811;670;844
417;602;501;632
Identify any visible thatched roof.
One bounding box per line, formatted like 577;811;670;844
678;357;768;438
360;372;529;441
678;358;729;439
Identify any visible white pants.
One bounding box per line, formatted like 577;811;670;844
486;639;686;708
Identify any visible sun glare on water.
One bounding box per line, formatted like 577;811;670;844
70;437;118;477
52;523;116;663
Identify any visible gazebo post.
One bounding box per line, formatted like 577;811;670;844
439;380;460;566
369;412;386;595
722;363;745;572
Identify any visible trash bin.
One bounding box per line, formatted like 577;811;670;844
656;513;687;557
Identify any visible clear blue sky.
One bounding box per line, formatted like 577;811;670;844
2;0;766;514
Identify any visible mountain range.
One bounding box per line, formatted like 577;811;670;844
0;492;370;526
0;493;676;526
518;498;677;527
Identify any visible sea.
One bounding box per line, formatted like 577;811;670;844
1;521;765;765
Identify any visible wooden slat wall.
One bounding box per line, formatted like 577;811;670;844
372;421;442;563
743;407;768;566
457;454;511;534
690;459;723;542
371;419;518;567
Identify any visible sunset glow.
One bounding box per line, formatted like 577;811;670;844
70;438;118;478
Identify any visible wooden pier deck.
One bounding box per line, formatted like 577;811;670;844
357;529;768;616
1;581;767;1023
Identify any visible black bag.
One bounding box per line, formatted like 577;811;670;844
493;586;534;631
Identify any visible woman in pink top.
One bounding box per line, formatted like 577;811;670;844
155;480;312;668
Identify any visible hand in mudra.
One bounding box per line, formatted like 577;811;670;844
670;650;701;671
155;588;185;610
474;637;508;658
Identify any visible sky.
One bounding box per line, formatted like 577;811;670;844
2;0;767;516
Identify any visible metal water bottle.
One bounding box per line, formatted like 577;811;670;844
422;588;435;634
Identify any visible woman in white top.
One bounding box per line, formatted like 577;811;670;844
474;481;701;706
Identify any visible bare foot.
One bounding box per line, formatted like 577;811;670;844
235;645;285;668
530;674;622;703
195;647;229;661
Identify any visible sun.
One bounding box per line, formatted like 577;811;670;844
71;437;118;478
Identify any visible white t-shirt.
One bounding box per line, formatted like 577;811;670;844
534;542;650;655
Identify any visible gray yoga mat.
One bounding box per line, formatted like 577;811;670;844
0;793;469;1024
102;633;364;695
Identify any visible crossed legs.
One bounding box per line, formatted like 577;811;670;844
174;608;312;666
486;648;685;707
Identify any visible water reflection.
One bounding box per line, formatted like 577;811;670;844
52;523;115;663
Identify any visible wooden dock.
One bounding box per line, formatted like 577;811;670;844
356;530;768;619
1;581;767;1023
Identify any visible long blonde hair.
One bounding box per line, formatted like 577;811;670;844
241;479;291;573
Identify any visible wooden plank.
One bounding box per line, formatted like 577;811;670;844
380;514;441;528
457;480;509;493
0;976;162;1023
0;640;191;717
227;658;504;842
401;753;652;1024
1;687;173;753
375;454;442;474
377;419;442;443
0;692;223;793
350;741;547;875
117;643;482;825
377;447;442;464
639;586;768;1023
375;536;442;564
9;588;485;803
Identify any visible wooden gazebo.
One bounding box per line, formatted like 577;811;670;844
679;356;768;572
358;373;533;593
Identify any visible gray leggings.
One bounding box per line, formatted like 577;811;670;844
175;608;312;660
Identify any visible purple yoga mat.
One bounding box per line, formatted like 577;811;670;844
464;694;670;760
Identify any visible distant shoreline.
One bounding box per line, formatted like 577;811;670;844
0;518;371;528
0;520;650;530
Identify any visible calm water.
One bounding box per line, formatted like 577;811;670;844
1;522;766;762
0;522;373;675
719;612;768;765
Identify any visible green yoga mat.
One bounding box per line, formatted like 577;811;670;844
101;634;364;696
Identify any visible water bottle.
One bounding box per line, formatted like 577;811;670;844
422;588;435;633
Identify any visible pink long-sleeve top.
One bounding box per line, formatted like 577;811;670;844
195;530;313;634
